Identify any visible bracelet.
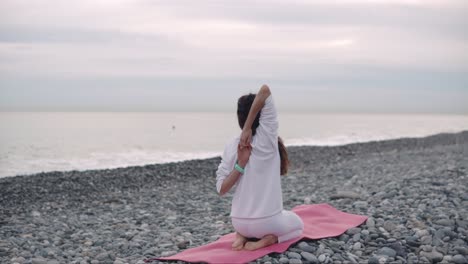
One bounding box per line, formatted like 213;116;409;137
234;162;245;174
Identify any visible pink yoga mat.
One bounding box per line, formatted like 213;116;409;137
146;203;367;264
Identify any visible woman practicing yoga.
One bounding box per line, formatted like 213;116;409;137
216;84;304;251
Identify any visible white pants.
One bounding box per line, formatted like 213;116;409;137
231;210;304;243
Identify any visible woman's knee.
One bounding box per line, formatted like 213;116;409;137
284;211;304;231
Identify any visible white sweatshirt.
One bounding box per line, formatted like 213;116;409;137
216;94;283;218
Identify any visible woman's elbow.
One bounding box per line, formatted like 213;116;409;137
260;84;271;96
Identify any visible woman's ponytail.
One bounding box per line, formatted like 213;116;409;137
278;137;289;175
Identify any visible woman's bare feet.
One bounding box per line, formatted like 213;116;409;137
232;232;247;251
244;234;278;251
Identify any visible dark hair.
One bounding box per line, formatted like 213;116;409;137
237;93;290;175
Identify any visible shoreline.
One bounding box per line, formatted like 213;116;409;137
1;131;467;264
3;130;467;180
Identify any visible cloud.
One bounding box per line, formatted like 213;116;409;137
0;0;467;113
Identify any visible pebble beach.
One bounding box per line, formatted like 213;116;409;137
1;131;467;264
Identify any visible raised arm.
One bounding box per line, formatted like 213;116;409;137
239;84;271;147
218;143;251;196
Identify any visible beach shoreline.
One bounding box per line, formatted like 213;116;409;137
1;131;467;263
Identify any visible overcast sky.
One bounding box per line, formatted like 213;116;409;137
0;0;467;114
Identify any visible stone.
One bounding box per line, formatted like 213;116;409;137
416;229;430;238
435;219;454;226
287;252;302;259
421;245;432;252
368;256;379;264
12;257;26;264
453;255;468;264
353;242;362;250
31;259;47;264
96;252;110;261
298;242;315;253
366;217;376;228
353;201;368;208
161;251;177;257
318;254;326;262
387;241;406;257
454;247;468;255
177;240;190;249
376;247;396;258
301;252;318;263
330;191;360;199
289;259;303;264
352;233;361;242
279;257;289;264
339;234;350;242
419;250;443;263
420;235;432;245
346;228;361;235
383;221;397;231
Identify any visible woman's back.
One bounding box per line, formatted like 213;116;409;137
217;95;284;218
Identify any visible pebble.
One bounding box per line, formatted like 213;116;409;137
31;258;47;264
454;247;468;255
366;217;375;228
420;235;432;245
301;252;318;263
318;254;326;262
453;255;468;264
420;250;443;263
352;242;361;250
376;247;396;258
289;259;303;264
330;191;361;199
297;242;315;253
288;252;302;259
353;201;368;209
346;228;361;235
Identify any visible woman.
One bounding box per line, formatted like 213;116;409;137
216;84;304;251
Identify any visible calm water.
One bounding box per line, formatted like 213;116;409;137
1;112;467;178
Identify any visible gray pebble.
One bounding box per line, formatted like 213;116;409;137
352;233;361;242
419;250;443;263
318;254;326;262
289;259;302;264
453;255;468;264
287;252;302;259
454;247;468;255
366;217;375;228
346;228;361;235
300;252;318;263
368;256;379;264
376;247;396;258
420;235;432;245
352;242;361;250
353;201;368;209
31;259;47;264
297;242;315;253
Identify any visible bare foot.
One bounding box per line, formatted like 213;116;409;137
232;232;247;251
244;234;278;251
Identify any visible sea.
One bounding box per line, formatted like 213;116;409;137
1;112;467;178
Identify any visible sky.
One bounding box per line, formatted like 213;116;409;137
0;0;467;114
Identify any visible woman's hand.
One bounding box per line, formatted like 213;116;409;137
237;143;252;168
240;128;252;148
